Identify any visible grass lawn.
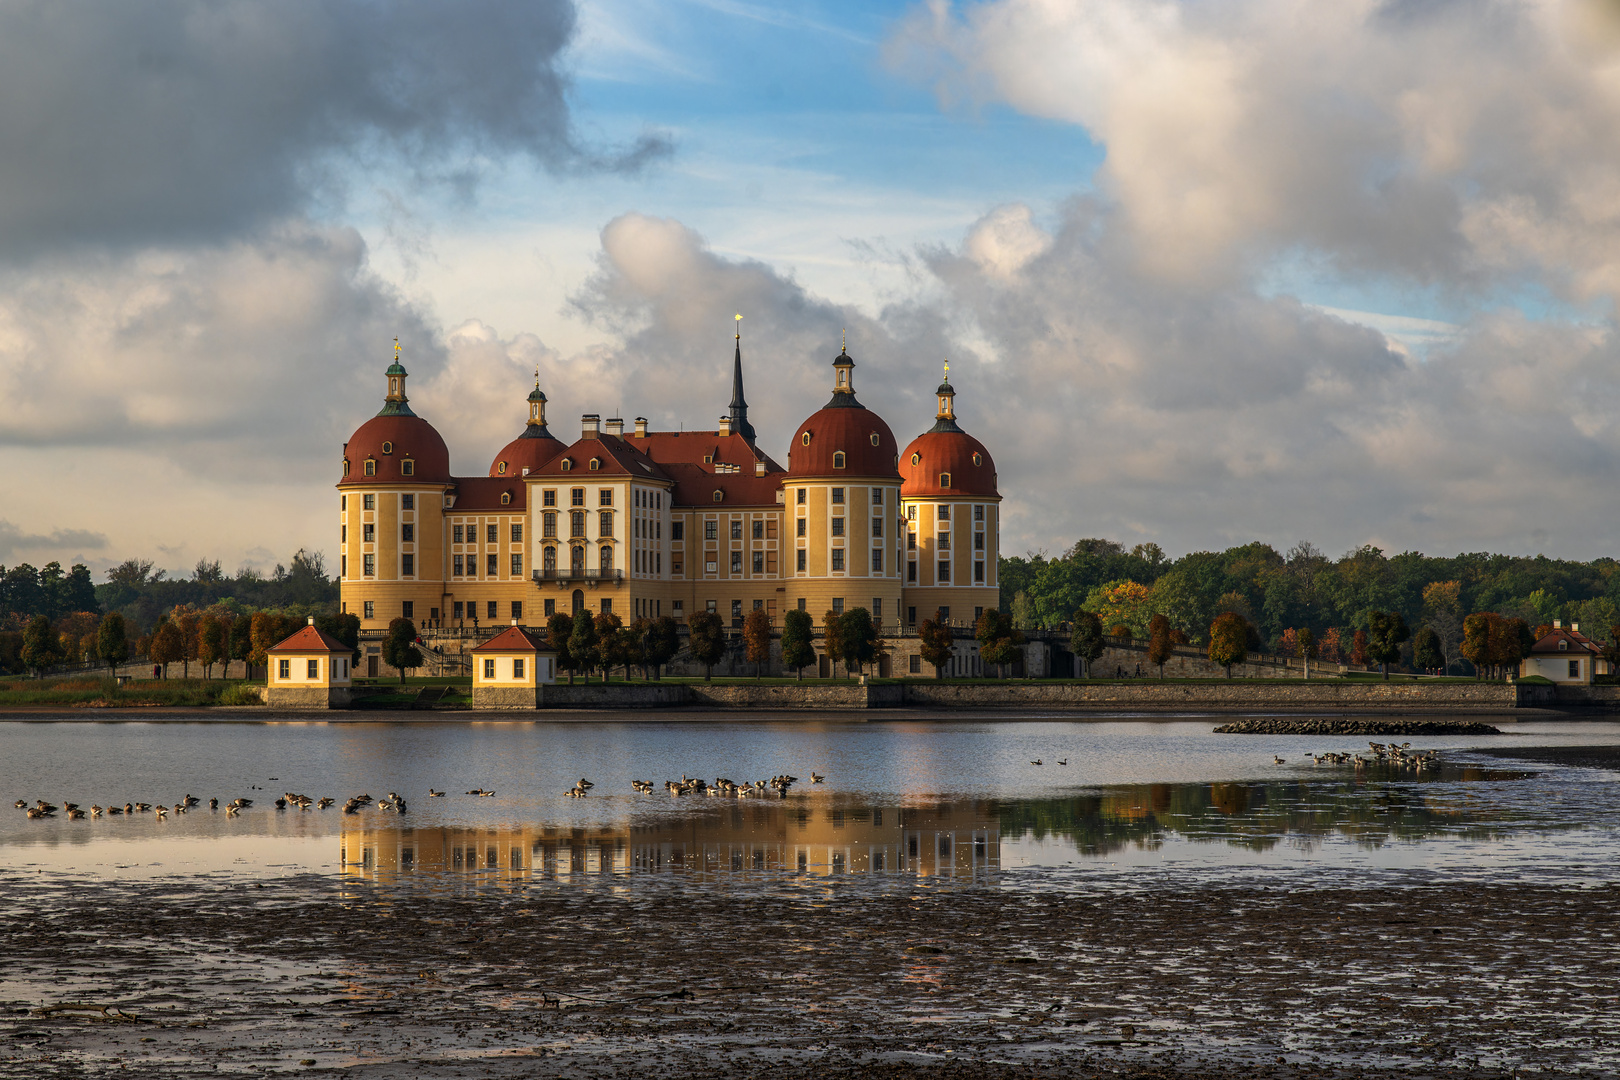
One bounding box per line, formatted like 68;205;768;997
0;676;260;707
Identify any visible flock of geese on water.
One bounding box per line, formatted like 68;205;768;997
1269;742;1445;772
15;772;828;820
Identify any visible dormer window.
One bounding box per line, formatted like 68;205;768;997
801;432;811;446
364;459;376;477
869;433;880;446
381;441;393;455
498;462;507;475
833;451;846;469
910;453;920;466
343;458;351;476
561;458;573;471
501;492;512;506
1559;640;1569;651
713;489;724;502
940;472;951;487
402;459;414;476
972;452;982;466
589;457;601;470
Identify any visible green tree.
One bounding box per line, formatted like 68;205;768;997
780;609;815;679
1010;590;1037;630
918;610;954;678
20;614;60;676
687;611;726;680
171;605;200;678
822;610;845;678
229;613;254;675
97;611;131;674
627;617;653;679
974;608;1024;678
569;611;601;682
644;615;681;679
314;612;361;668
545;612;576;683
1069;611;1105;679
1207;612;1249;677
382;618;423;683
1412;626;1444;674
836;606;877;676
1366;610;1411;680
197;613;228;678
1146;613;1173;678
742;609;773;678
1295;625;1318;680
594;612;625;682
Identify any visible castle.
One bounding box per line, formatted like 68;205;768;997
336;332;1000;637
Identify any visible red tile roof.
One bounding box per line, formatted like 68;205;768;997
525;433;673;483
452;477;525;511
786;404;901;479
340;413;452;486
472;626;553;652
901;429;999;498
267;625;354;653
1530;627;1602;654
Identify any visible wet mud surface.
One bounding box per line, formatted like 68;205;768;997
3;870;1616;1079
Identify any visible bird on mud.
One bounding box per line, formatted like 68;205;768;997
576;778;595;791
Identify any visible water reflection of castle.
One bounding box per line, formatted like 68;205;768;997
340;799;999;882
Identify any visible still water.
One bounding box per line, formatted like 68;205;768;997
3;717;1619;887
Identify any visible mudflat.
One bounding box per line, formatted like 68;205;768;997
2;870;1612;1078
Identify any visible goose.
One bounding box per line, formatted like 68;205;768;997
63;802;80;813
1030;760;1043;766
183;795;200;807
225;804;240;816
465;789;494;797
13;799;25;809
318;797;335;809
810;772;825;783
90;805;103;817
107;805;123;816
208;798;219;811
154;805;168;818
228;798;252;809
1056;759;1069;766
576;778;594;790
123;803;134;815
172;803;186;815
428;789;445;797
25;806;52;819
1273;756;1287;765
67;808;87;820
274;798;287;810
134;802;152;812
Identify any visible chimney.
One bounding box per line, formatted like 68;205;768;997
582;413;600;437
307;616;315;625
634;416;648;438
605;417;624;437
511;619;518;626
718;415;732;437
1554;618;1562;629
521;466;530;476
1572;622;1580;632
755;459;766;476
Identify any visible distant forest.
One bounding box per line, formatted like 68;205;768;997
1000;539;1620;659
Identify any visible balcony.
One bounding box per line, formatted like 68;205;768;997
532;568;625;585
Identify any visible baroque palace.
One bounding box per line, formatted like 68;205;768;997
336;332;1000;635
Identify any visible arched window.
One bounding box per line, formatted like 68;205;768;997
940;472;951;488
801;431;811;445
589;457;601;470
972;452;982;466
364;459;376;476
500;492;511;506
381;441;392;455
572;589;585;615
543;547;556;572
402;460;414;476
343;458;350;476
869;433;880;446
561;458;573;471
497;461;507;474
713;489;724;502
833;451;846;469
571;546;585;573
910;452;920;466
600;546;614;572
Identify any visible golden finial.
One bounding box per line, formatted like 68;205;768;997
943;359;949;382
841;327;846;352
735;312;742;340
534;364;540;390
394;337;401;359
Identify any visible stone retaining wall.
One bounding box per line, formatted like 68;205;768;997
472;686;541;710
265;686;350;710
897;681;1523;711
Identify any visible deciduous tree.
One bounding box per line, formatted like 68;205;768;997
1296;626;1318;680
644;616;681;679
1413;626;1444;674
1207;612;1248;677
545;612;575;683
742;609;772;678
1147;613;1173;678
568;612;601;682
1069;611;1105;679
821;610;844;678
1366;610;1411;680
780;609;814;679
150;621;183;679
382;618;423;683
918;611;954;678
97;612;130;674
197;613;228;678
594;612;625;682
20;614;60;676
687;611;726;680
836;607;878;676
974;608;1024;678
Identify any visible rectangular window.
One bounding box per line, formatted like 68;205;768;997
797;488;806;505
453;601;463;619
907;532;916;550
402;554;414;576
571;487;585;506
363;494;375;510
278;659;290;679
600;598;612;615
544;489;557;507
484;658;496;679
454;554;464;576
599;511;614;537
1571;659;1581;678
908;606;917;625
731;551;743;573
514;658;525;679
706;559;718;573
487;524;498;544
831;517;844;537
673;558;684;575
873;488;883;504
796;549;806;572
544;598;555;617
363;523;375;543
752;552;764;573
671;521;684;540
341;555;346;577
363;554;375;577
454;524;465;543
363;600;375;618
341;524;347;542
974;561;985;582
871;548;882;572
796;518;806;537
873;599;882;619
832;549;845;571
752;520;764;539
831;487;844;504
488;600;498;619
766;550;777;574
402;523;414;543
939;560;951;582
907;561;917;582
571;511;586;537
974;504;984;521
705;520;717;540
732;600;743;619
599;489;613;506
307;659;319;679
543;512;557;538
341;495;347;510
402;494;415;510
938;532;950;549
832;597;844;614
487;553;498;576
974;532;984;550
512;601;523;620
938;504;950;520
511;523;523;542
731;520;743;540
511;553;523;575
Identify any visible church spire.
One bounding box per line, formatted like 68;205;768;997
728;314;756;444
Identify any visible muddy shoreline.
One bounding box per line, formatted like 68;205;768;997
3;869;1614;1078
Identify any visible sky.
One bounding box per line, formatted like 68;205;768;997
4;0;1620;580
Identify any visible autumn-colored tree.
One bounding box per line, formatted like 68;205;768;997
742;609;772;678
822;610;845;678
1146;613;1174;679
1069;611;1105;679
1422;581;1464;671
170;606;200;678
150;621;183;679
248;612;278;679
1295;626;1318;679
1350;629;1370;667
1279;626;1298;660
780;609;815;679
1490;616;1533;678
1318;627;1343;665
1081;580;1154;639
1603;624;1620;679
1461;612;1491;678
917;611;954;678
687;611;726;680
20;614;60;676
545;612;576;683
197;613;229;678
1207;612;1248;677
644;616;681;679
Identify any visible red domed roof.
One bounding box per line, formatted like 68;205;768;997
787;404;901;479
901;428;998;498
341;413;451;485
490;429;565;477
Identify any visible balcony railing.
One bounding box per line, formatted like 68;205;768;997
532;568;625;584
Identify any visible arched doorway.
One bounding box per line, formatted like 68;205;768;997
572;589;585;616
570;545;584;574
543;546;556;573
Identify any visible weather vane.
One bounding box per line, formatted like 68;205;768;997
943;359;949;381
393;337;401;359
534;364;540;390
735;313;742;339
841;327;846;351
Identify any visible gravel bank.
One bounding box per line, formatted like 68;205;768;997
2;870;1614;1078
1212;718;1501;735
